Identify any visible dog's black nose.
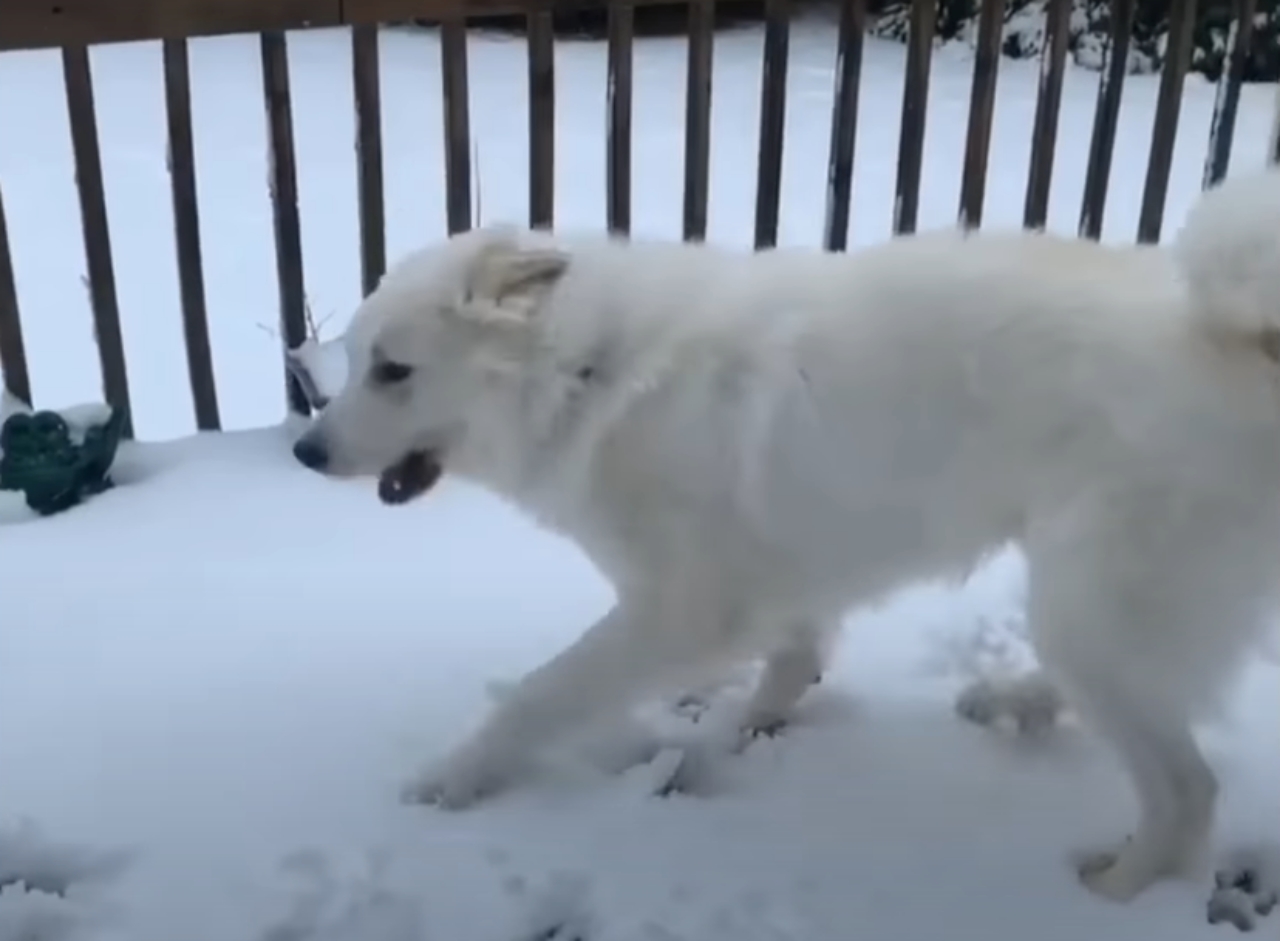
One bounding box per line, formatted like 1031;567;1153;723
292;436;329;472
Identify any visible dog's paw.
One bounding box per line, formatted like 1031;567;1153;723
731;707;798;752
400;767;492;810
399;743;520;810
646;745;719;799
1076;849;1147;903
955;674;1065;737
1072;839;1171;904
1208;848;1280;931
1072;835;1204;904
741;712;789;740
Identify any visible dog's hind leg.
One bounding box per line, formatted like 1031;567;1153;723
740;616;836;737
404;586;745;809
1064;684;1216;902
1025;506;1230;902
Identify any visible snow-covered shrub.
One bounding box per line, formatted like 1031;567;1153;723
869;0;1280;81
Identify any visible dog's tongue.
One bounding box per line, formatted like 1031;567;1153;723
377;451;443;505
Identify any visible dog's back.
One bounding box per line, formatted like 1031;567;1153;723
559;213;1277;600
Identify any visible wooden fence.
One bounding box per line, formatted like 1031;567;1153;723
0;0;1266;439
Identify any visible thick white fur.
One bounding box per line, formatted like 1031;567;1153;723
296;169;1280;902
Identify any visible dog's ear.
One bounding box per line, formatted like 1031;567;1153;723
459;232;570;328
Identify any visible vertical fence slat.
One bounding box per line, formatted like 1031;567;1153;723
0;183;29;406
441;17;472;235
823;0;866;252
1202;0;1258;189
893;0;934;235
606;0;634;236
162;38;220;432
1136;0;1198;243
753;0;790;250
1023;0;1072;229
1079;0;1136;239
352;24;386;295
1272;82;1280;165
62;45;133;437
683;0;714;242
260;31;310;416
527;7;555;229
957;0;1006;229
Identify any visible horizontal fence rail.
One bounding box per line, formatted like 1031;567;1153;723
1;0;758;52
0;0;1267;439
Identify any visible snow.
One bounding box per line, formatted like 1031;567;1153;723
1;13;1278;941
286;338;348;411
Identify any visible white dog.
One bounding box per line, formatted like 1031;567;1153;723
293;169;1280;902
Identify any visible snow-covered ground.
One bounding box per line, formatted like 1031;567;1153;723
1;13;1278;941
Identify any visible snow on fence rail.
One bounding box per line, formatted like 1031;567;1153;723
0;0;1265;438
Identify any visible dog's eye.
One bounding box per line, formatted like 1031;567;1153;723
371;361;414;385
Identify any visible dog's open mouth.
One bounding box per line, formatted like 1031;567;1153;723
377;450;443;505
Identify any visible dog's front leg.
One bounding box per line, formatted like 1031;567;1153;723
740;617;836;738
404;588;729;809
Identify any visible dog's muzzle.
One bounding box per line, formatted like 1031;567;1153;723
292;431;442;504
293;435;329;472
377;451;443;505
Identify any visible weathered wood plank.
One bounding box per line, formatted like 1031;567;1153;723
823;0;866;252
1023;0;1071;229
753;0;789;250
1136;0;1198;243
606;0;634;235
0;184;29;407
682;0;714;242
957;0;1006;229
440;17;473;235
0;0;766;53
63;45;134;436
1201;0;1256;188
893;0;934;235
163;37;221;430
1;0;340;52
260;31;311;416
1079;0;1135;239
527;6;555;229
352;24;386;293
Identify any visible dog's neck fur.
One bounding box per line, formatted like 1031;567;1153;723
446;259;810;537
443;339;598;508
451;306;668;532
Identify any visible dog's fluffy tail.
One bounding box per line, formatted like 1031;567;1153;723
1172;168;1280;349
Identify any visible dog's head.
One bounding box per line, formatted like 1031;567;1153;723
292;225;570;503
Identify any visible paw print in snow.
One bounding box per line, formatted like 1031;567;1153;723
1207;846;1279;932
510;871;593;941
258;847;426;941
